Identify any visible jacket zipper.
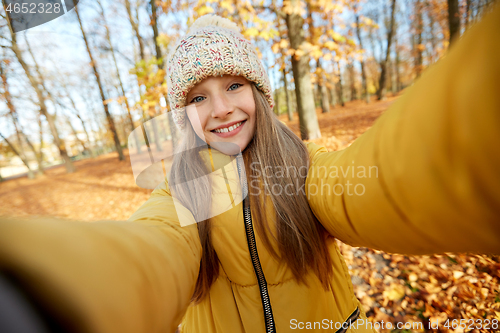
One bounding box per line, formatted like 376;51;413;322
335;307;360;333
236;156;276;333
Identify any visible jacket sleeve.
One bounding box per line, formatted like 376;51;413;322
305;5;500;255
0;180;201;333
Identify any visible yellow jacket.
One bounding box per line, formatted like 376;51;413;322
1;5;499;333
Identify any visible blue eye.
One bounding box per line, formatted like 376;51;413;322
190;96;205;103
229;83;242;91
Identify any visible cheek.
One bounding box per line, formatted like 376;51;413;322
186;106;207;141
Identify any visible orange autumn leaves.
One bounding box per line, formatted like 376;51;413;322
341;245;500;333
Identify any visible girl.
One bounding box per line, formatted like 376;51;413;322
1;8;500;333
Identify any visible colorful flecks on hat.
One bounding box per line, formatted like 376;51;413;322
166;14;274;129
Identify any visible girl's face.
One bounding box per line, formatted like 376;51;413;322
185;75;256;153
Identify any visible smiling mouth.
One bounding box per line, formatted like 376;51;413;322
212;120;245;133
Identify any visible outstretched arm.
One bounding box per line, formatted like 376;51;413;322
306;5;500;255
0;181;201;333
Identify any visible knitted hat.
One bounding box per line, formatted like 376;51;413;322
166;15;274;129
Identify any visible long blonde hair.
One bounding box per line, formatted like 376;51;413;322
169;84;333;303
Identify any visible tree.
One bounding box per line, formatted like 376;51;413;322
447;0;460;46
7;26;75;173
273;12;294;120
414;0;424;78
376;0;397;100
347;59;357;101
355;13;370;103
23;36;48;173
0;132;34;178
58;81;94;157
96;0;140;154
394;36;401;92
285;0;321;140
317;59;330;113
149;0;180;150
335;61;345;107
282;67;294;121
73;0;124;161
273;68;280;115
0;60;35;178
124;0;146;61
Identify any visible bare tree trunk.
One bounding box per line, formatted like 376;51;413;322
274;88;280;116
97;0;140;154
447;0;461;46
0;62;33;171
336;62;345;107
376;11;385;62
275;14;293;121
8;29;75;173
316;60;330;113
367;25;380;91
282;68;293;121
1;61;35;178
152;106;163;152
150;0;161;66
328;86;336;107
285;0;321;140
126;0;155;154
429;6;437;64
390;57;397;94
465;0;471;27
0;132;34;178
306;0;321;110
64;93;94;157
377;0;397;100
76;114;93;154
23;36;51;173
327;72;337;107
414;0;424;78
273;68;280;115
355;14;370;103
347;60;357;101
38;114;44;167
65;116;87;153
124;0;145;60
23;134;44;175
24;34;52;101
149;0;180;150
74;2;124;161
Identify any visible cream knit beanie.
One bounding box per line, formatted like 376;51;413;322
166;15;274;129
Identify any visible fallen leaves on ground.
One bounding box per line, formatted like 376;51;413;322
0;151;151;221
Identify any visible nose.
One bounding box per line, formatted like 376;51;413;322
210;92;234;119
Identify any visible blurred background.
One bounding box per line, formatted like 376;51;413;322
0;0;499;332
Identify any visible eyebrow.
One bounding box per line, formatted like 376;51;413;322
188;77;247;98
186;87;202;101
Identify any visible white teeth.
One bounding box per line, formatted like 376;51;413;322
214;121;242;133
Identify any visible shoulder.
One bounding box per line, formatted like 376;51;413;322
305;142;329;162
150;177;172;198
